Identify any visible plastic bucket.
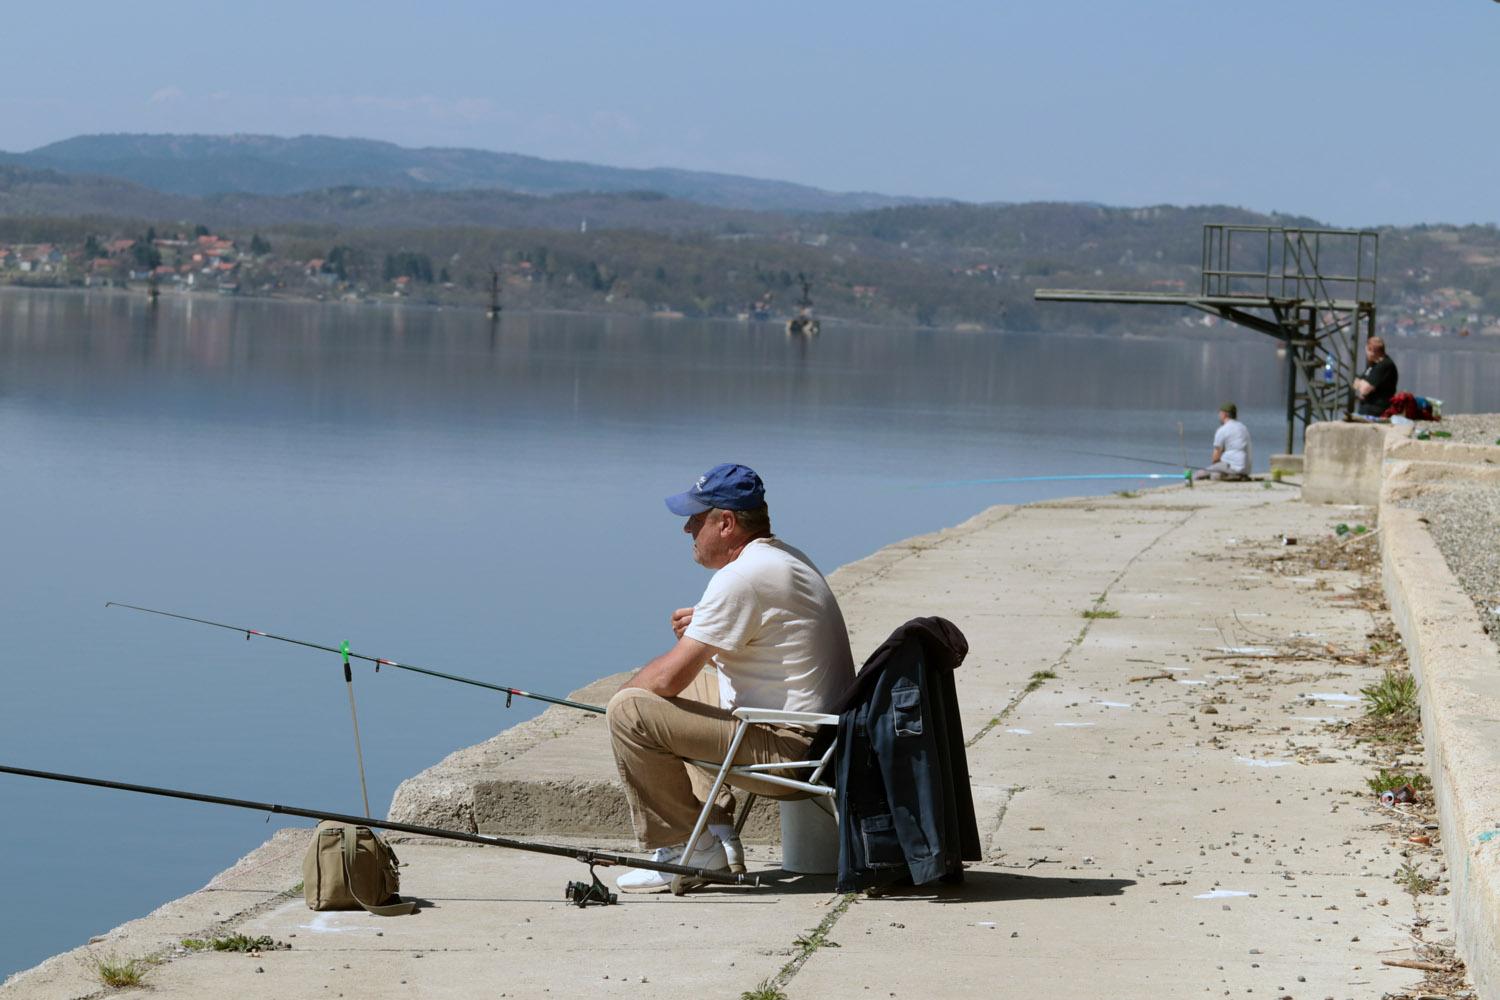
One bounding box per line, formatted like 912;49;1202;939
780;797;839;874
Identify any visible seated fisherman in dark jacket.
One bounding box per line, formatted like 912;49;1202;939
1354;336;1398;417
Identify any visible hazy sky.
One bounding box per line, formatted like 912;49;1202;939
3;1;1495;226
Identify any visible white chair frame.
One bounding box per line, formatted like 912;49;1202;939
683;707;840;867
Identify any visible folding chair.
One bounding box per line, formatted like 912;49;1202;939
681;707;840;887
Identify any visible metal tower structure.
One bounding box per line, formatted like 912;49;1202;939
1035;225;1378;453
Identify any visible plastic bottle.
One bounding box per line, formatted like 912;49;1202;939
1322;358;1334;383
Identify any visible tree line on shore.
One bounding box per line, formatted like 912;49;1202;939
1;187;1497;336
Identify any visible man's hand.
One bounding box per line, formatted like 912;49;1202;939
1353;377;1372;399
623;635;718;698
671;606;695;639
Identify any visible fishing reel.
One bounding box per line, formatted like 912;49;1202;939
564;865;618;907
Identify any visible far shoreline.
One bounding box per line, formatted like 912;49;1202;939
11;280;1498;352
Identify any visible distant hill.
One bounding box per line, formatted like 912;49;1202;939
2;133;922;213
0;163;781;235
0;164;190;220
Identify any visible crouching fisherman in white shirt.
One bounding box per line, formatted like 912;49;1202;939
1194;402;1252;481
606;463;855;892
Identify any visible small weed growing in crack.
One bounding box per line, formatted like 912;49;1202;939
1025;670;1057;693
1367;769;1430;796
771;893;856;986
92;953;148;988
1081;609;1119;620
1114;490;1139;499
792;929;841;951
741;980;788;1000
1397;860;1436;896
1362;671;1418;717
1351;672;1421;748
181;934;286;953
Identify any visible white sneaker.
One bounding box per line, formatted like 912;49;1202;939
722;835;746;874
616;834;728;894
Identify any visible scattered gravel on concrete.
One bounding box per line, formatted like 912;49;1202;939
1432;413;1500;447
1399;482;1500;646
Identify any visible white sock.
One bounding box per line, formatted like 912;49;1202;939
708;824;737;844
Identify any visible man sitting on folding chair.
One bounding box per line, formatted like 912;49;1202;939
606;463;855;893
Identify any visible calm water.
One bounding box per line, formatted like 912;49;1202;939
3;289;1498;979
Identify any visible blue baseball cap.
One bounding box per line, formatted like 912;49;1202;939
665;463;766;515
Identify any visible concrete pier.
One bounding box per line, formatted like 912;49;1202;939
5;474;1490;999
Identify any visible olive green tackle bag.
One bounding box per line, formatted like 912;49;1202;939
302;820;416;916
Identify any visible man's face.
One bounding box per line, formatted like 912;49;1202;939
1366;340;1381;364
685;509;734;569
1218;409;1229;424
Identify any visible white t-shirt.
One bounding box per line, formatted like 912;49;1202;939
684;537;855;714
1213;419;1251;473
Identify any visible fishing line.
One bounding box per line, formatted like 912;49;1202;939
917;472;1190;489
1047;448;1302;488
106;602;606;714
340;641;372;817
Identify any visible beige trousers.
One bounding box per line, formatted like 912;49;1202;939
607;669;815;849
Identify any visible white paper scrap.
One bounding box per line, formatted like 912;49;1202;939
1235;757;1291;768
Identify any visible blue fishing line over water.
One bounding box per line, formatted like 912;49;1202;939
919;472;1187;489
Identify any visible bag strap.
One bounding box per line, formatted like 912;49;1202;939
340;826;417;917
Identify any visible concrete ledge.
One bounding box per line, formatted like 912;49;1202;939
386;671;784;841
1304;421;1402;505
1380;492;1500;1000
1385;436;1500;466
1269;453;1304;476
1381;459;1500;504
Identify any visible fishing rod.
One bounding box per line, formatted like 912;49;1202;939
106;602;606;715
0;763;756;903
1048;447;1302;488
919;472;1192;489
1052;446;1207;471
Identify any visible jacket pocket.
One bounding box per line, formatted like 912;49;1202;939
891;684;924;738
859;813;907;869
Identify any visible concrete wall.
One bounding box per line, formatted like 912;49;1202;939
1303;421;1401;505
1305;421;1500;506
1385;437;1500;467
387;670;783;842
1380;463;1500;1000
